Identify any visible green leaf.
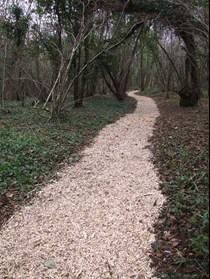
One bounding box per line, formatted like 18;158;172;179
44;260;55;269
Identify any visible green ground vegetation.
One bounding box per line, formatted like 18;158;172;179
0;96;136;218
144;92;209;279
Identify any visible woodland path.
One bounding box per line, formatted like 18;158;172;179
0;92;165;279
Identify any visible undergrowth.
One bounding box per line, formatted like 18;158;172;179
147;93;209;279
0;95;136;226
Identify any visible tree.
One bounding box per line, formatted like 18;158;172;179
38;1;145;117
0;0;208;115
167;0;209;103
0;2;31;106
98;17;143;100
114;0;209;106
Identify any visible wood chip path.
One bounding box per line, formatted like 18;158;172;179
0;92;165;279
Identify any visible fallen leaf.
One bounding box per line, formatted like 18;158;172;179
156;251;163;258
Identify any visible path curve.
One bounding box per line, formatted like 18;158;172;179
0;92;165;279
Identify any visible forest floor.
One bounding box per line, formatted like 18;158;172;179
0;92;208;278
0;93;165;278
147;92;209;279
0;95;137;228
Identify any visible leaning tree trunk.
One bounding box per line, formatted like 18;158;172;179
179;32;201;107
80;36;90;104
73;47;83;108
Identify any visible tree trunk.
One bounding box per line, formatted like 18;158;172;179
80;36;90;104
73;48;83;108
1;40;7;109
73;76;82;107
140;48;145;92
116;83;127;101
179;32;201;106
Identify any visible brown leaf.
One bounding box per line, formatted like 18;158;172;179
156;251;163;258
171;238;180;247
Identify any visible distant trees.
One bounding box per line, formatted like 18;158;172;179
1;3;31;105
120;0;209;105
130;26;183;97
0;0;208;116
